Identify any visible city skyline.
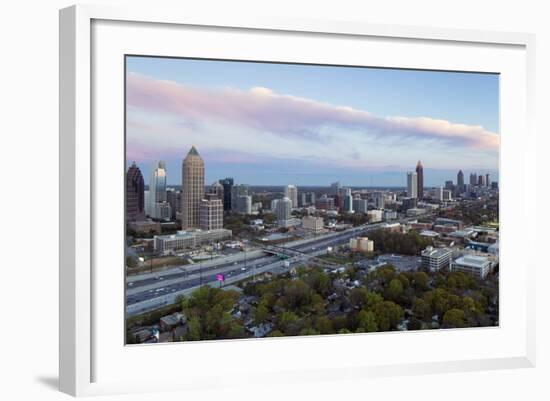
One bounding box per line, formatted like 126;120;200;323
126;56;499;186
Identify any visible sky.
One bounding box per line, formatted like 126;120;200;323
126;56;499;187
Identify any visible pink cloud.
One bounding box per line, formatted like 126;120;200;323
126;73;499;151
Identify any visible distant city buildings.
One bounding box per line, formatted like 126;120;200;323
126;162;145;221
181;146;205;229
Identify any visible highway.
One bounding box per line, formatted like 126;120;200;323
125;216;424;316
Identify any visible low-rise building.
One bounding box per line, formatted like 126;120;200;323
159;312;186;331
154;229;232;255
384;210;397;220
350;237;374;252
451;254;492;278
421;246;452;272
366;209;383;223
406;208;427;216
302;215;324;232
128;219;161;235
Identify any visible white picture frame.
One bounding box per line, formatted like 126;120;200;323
59;4;536;397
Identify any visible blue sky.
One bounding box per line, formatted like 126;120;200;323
126;56;499;187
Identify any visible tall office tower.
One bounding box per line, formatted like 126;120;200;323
144;190;150;216
166;188;181;220
415;160;424;199
478;174;486;187
330;181;342;195
149;161;167;205
219;177;234;211
209;181;224;202
181;146;205;230
199;198;224;231
276;197;292;223
457;170;465;189
373;193;385;209
353;198;368;213
485;174;491;187
445;180;454;190
342;193;353;213
149;160;171;220
231;184;249;211
470;173;478;186
271;198;279;211
126;162;145;221
236;195;252;215
284;185;298;208
407;172;418;199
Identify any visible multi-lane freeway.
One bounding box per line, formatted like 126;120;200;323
125;217;424;316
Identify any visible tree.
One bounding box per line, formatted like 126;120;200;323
299;328;320;336
357;310;378;332
386;278;404;302
315;316;334;334
185;317;201;341
372;301;404;332
442;308;467;328
254;302;269;325
412;271;429;291
412;298;432;321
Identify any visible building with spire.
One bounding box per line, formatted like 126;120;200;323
126;162;145;221
457;169;464;188
181;146;205;229
415;160;424;199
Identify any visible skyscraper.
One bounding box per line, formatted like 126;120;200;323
126;162;144;221
478;174;486;187
415;161;424;199
231;184;249;211
457;170;464;191
470;173;478;186
149;160;167;206
148;161;173;220
181;146;205;230
407;172;418;199
284;185;298;208
485;173;491;187
219;177;234;211
209;181;224;202
276;197;292;224
330;181;342;195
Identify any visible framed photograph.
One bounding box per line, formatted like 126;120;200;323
59;4;536;397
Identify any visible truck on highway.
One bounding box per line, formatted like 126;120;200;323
282;260;291;268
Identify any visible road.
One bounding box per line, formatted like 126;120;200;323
125;216;426;316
